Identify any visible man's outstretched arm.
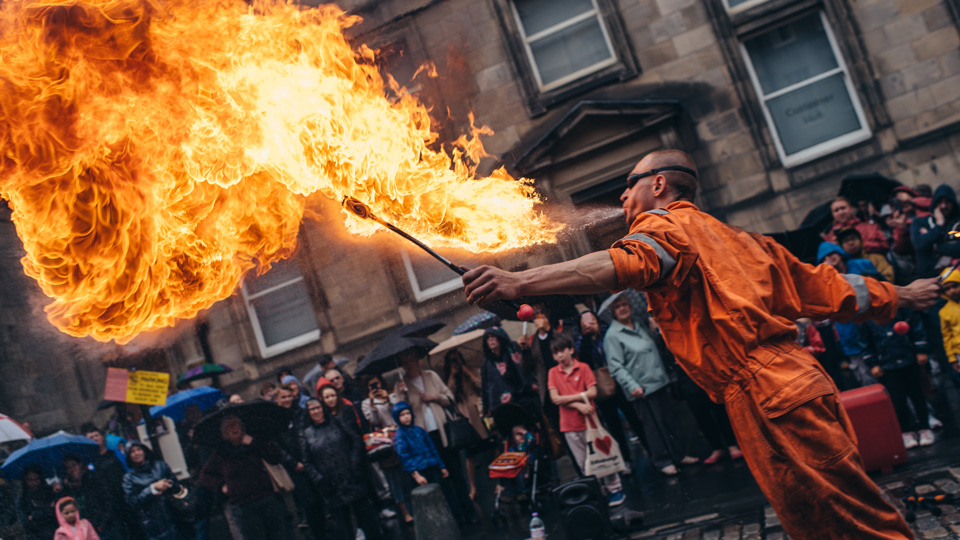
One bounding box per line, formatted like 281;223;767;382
462;251;620;304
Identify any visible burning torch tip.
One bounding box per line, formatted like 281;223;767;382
342;196;371;219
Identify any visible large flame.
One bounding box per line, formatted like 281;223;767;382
0;0;560;343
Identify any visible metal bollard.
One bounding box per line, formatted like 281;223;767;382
411;483;462;540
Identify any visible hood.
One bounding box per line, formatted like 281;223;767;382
391;401;413;425
482;326;511;358
281;374;303;391
932;184;958;215
817;242;848;264
313;377;332;397
124;441;155;469
55;496;82;537
941;267;960;301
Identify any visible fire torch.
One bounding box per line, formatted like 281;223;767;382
342;196;534;321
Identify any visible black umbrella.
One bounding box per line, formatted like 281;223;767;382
800;201;833;230
839;173;902;209
97;400;121;411
768;228;824;264
356;335;438;376
192;401;292;448
385;319;445;339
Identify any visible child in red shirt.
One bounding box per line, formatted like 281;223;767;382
547;335;625;507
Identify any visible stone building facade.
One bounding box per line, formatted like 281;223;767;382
3;0;960;432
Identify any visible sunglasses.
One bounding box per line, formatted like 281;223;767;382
626;166;699;189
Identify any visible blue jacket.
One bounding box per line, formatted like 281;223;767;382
391;402;444;473
817;242;881;356
860;309;928;370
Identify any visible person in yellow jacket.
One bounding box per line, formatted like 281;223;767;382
939;266;960;373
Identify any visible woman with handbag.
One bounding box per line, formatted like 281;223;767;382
300;399;383;540
394;350;480;525
196;415;292;540
121;443;181;540
443;349;488;500
576;309;647;471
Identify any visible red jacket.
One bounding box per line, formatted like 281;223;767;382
823;217;889;254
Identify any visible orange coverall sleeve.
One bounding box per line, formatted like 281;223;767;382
756;233;899;324
607;215;697;291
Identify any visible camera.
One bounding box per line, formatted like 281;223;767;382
370;381;381;390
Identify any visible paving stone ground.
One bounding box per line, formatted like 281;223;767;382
632;465;960;539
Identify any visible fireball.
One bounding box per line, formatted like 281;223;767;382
0;0;559;343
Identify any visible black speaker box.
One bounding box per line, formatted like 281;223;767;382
552;476;612;540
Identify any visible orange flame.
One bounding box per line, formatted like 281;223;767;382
0;0;560;343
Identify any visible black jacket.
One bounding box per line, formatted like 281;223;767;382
63;469;115;532
299;415;369;508
18;484;57;540
911;184;960;277
122;460;180;540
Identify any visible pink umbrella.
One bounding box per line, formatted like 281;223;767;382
0;414;32;443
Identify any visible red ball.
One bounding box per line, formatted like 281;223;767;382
894;321;910;335
517;304;535;321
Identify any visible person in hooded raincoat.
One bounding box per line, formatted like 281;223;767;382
121;442;179;540
462;149;942;540
54;497;101;540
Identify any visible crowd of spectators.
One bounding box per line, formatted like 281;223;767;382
4;180;960;540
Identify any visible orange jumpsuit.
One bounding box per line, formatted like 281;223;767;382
607;201;913;540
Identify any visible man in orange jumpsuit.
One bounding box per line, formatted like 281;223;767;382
462;149;941;539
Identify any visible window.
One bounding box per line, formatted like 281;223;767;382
511;0;617;91
740;13;871;168
241;257;320;358
401;248;488;302
723;0;770;14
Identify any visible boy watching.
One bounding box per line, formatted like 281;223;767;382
547;335;626;507
939;267;960;375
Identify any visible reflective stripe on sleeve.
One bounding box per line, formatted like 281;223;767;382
621;233;677;279
843;274;870;317
645;209;669;215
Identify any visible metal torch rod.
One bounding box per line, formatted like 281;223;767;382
342;196;521;309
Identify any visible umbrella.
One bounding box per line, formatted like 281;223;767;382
452;312;501;335
1;430;99;480
176;363;233;386
799;201;833;231
386;319;445;339
192;401;292;448
357;334;438;375
839;173;901;209
356;320;445;375
597;289;648;325
427;328;486;372
0;414;32;443
97;400;122;411
149;386;225;423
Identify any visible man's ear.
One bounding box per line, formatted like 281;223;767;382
652;175;667;197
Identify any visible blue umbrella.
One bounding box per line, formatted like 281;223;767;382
1;430;99;480
149;386;224;423
453;311;501;335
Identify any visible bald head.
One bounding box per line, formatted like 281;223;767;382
621;149;699;225
635;149;699;202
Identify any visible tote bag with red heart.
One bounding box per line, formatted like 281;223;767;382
582;397;626;478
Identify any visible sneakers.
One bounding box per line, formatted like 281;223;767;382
680;456;700;465
607;492;626;507
918;429;936;447
902;432;919;449
929;415;943;430
379;508;397;519
660;464;678;476
728;446;744;460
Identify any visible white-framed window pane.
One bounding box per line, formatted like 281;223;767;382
744;14;838;95
249;280;318;347
766;73;862;155
515;0;594;36
402;248;489;302
530;18;614;86
243;258;320;357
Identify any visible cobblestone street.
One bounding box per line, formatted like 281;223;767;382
633;463;960;539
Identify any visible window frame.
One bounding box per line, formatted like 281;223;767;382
400;250;463;302
241;263;321;359
738;11;872;168
723;0;772;15
510;0;618;92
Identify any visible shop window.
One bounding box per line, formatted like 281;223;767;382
241;257;320;358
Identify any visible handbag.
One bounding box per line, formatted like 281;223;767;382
442;405;483;450
593;367;617;401
262;459;295;494
581;396;626;478
166;484;203;524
